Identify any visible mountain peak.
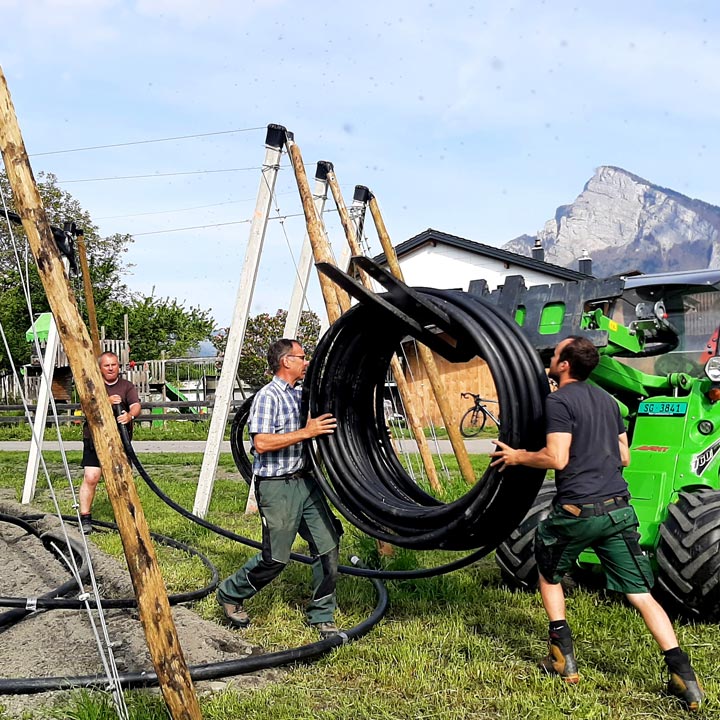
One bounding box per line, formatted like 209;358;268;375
503;167;720;276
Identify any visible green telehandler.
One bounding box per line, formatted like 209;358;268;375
495;268;720;620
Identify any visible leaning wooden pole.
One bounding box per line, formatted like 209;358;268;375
368;192;476;486
285;137;349;323
76;231;102;358
0;67;202;720
325;170;443;495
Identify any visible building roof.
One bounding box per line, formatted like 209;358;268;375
372;228;591;281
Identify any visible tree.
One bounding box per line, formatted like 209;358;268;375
100;294;215;361
0;171;215;368
211;309;321;389
0;171;132;370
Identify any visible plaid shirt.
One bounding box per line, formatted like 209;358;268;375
248;376;305;477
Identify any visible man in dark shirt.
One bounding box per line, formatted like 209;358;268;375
79;351;141;534
491;336;703;711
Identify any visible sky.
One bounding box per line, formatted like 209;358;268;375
2;0;719;330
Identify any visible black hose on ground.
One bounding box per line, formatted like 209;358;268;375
0;435;389;694
0;514;219;611
0;565;388;694
0;513;89;628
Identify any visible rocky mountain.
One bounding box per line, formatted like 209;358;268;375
503;166;720;277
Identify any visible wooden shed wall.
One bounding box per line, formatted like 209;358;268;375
403;348;499;427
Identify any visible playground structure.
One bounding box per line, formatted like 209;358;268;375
20;313;224;412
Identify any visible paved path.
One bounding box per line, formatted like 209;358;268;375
0;438;497;454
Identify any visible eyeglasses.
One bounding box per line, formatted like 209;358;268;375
285;354;307;361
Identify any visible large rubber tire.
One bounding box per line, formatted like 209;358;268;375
495;479;555;590
655;489;720;621
460;408;486;437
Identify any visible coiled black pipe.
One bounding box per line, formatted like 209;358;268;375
304;288;549;551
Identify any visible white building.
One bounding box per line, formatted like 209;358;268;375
372;228;592;426
373;228;590;290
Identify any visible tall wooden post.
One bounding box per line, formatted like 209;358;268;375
368;192;476;486
283;162;330;338
285;138;349;322
325;171;443;495
0;67;202;720
76;232;102;358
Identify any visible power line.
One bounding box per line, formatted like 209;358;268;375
95;199;250;221
29;126;266;157
94;189;300;221
130;212;312;236
132;219;252;236
59;166;263;184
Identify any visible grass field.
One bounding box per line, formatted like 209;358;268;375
0;448;717;719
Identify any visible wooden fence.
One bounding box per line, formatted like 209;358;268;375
0;400;244;424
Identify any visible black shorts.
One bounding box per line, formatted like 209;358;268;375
81;438;100;468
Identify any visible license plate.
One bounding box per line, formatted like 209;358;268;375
638;401;688;417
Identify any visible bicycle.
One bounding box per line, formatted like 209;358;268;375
459;392;500;437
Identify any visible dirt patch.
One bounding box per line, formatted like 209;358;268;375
0;496;279;718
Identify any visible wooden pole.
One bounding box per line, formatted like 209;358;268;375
285;140;349;322
325;171;443;496
0;67;202;720
76;232;102;358
283;163;330;338
368;193;476;486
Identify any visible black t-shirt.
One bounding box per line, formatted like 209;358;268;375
545;381;628;504
83;377;140;441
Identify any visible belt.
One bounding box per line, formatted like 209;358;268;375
256;470;307;481
560;496;629;518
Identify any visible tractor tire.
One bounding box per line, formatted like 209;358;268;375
655;489;720;621
495;479;556;590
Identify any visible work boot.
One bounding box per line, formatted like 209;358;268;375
312;621;340;639
80;514;93;536
539;640;580;684
218;599;250;629
664;655;704;712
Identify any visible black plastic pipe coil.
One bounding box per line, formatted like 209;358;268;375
303;288;550;552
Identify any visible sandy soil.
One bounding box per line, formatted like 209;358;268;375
0;494;278;718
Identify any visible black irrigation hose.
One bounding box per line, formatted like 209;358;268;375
0;569;388;695
0;513;89;628
0;515;219;611
0;431;389;695
304;288;549;551
144;413;487;579
229;395;253;484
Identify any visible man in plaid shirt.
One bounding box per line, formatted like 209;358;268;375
217;338;342;638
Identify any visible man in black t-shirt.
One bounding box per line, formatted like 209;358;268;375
491;336;703;711
79;351;141;535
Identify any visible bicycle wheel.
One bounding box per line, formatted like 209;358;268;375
460;408;486;437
